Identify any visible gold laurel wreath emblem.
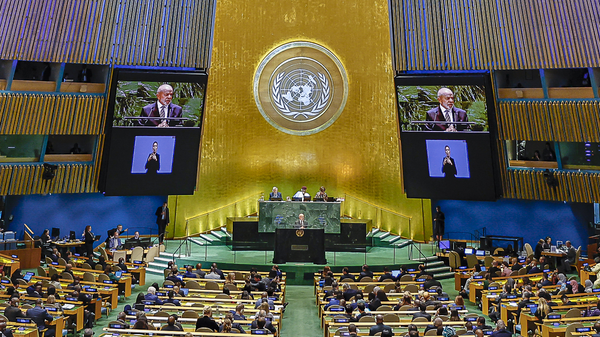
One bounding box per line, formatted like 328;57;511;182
296;229;305;237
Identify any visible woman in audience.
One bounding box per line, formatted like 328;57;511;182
534;297;552;323
259;302;274;319
585;280;594;293
225;273;236;286
135;293;145;304
460;264;482;298
221;318;233;333
46;295;62;310
435;306;448;320
449;309;461;321
393;292;413;310
368;290;388;311
104;266;119;282
49;274;62;289
566;279;584;294
41;229;51;244
321;266;331;279
500;261;512;277
10;269;23;286
454;295;464;307
47;286;60;300
133;312;150;330
164;290;181;306
240;290;253;300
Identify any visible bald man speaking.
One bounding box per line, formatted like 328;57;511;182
425;87;468;132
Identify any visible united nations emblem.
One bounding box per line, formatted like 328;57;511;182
296;229;305;237
254;42;348;135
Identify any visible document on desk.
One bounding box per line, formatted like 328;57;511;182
62;304;75;310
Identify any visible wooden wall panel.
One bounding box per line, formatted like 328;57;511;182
0;93;104;135
496;101;600;142
0;163;97;195
0;0;215;68
390;0;600;71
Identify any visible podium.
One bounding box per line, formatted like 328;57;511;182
273;228;326;264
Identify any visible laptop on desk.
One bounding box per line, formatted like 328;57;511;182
94;235;101;241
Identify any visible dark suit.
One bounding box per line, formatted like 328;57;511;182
369;323;394;336
145;153;160;174
0;329;13;337
4;306;24;322
343;288;359;301
269;192;282;200
84;231;95;257
144;293;163;305
294;219;308;228
156;206;169;243
140;102;183;127
195;316;220;332
26;306;54;337
561;246;577;273
412;311;431;321
425;106;469;131
442;157;457;178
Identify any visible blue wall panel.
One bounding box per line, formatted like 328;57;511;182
5;193;166;243
434;199;594;254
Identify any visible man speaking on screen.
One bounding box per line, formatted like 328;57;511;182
140;84;183;127
425;88;468;131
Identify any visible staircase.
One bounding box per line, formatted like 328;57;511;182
411;254;454;280
367;228;413;249
146;227;231;275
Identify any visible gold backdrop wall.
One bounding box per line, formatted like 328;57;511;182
171;0;431;241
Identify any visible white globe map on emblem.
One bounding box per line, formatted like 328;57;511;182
271;67;331;122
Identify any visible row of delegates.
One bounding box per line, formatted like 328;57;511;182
269;186;328;200
195;306;275;334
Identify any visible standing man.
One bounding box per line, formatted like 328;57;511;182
156;202;169;244
139;84;183;127
425;88;468;131
294;214;307;229
560;241;577;273
433;206;445;242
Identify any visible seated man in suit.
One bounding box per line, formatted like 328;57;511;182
4;298;24;322
195;307;219;332
294;214;308;229
369;314;394;336
108;232;122;250
26;299;54;337
425;88;468;132
139;84;183;127
269;186;282;200
144;286;164;305
183;265;197;278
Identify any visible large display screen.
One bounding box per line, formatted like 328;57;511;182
99;68;207;196
396;73;499;201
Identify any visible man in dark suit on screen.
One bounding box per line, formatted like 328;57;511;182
425;88;468;131
139;84;183;127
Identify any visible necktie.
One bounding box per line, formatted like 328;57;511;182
444;109;451;122
160;105;166;118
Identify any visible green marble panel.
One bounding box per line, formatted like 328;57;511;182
258;201;341;233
